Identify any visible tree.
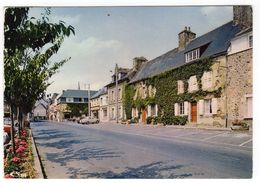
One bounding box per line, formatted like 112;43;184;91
4;7;75;154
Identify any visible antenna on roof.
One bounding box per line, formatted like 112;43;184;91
78;81;80;90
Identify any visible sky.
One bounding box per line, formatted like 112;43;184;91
29;6;233;94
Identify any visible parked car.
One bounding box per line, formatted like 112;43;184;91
79;116;99;125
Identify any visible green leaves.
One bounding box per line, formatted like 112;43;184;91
4;7;75;114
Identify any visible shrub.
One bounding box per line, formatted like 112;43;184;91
162;115;188;126
153;116;161;125
130;117;139;124
146;116;153;124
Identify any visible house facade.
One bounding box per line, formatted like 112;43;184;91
47;93;60;121
99;88;109;122
90;87;107;120
32;99;48;120
127;6;252;128
226;6;253;127
107;58;147;122
107;68;129;122
57;89;97;121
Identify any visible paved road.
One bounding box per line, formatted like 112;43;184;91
31;121;252;178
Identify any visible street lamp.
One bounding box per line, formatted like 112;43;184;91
115;64;119;123
88;84;91;117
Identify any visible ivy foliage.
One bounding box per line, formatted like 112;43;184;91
122;84;135;119
123;57;223;125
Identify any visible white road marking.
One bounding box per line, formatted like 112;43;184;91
239;139;252;146
201;132;227;141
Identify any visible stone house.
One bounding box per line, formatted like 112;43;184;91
57;89;97;121
107;58;147;122
99;88;109;122
128;6;252;127
226;6;253;127
90;87;107;120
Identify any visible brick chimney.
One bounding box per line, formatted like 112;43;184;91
133;57;147;71
233;6;252;29
178;26;196;51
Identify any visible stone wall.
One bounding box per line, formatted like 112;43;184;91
227;48;253;126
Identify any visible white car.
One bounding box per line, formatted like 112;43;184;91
79;117;99;124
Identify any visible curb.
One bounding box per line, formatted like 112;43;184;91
29;129;46;178
165;125;232;131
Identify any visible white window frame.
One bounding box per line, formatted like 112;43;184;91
179;102;185;115
185;48;200;62
204;99;212;115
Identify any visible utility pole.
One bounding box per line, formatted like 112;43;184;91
88;84;91;117
115;64;119;123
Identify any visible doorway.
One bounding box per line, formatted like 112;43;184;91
191;102;197;122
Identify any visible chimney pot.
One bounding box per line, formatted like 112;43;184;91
178;26;196;51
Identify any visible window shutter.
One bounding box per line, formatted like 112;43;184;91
147;105;151;117
184;101;189;115
212;98;218;114
174;103;179;116
132;108;134;117
199;100;204;115
155;104;158;116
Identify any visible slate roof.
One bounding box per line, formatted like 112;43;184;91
130;21;241;83
59;89;97;99
91;87;108;99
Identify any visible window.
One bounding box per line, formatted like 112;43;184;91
188;76;198;92
245;95;252;118
111;91;114;101
118;88;121;99
103;109;107;117
179;102;184;115
151;105;156;116
177;80;184;94
249;35;253;48
118;107;122;118
185;48;200;62
202;71;212;90
204;99;212;115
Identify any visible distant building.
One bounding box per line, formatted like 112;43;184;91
90;87;108;121
32;99;48;120
57;89;97;121
46;93;60;121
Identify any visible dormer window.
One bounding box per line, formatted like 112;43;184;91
185;48;200;62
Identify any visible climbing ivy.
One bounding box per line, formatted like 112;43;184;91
123;57;223;124
122;84;135;119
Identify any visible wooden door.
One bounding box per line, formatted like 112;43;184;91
141;109;147;123
191;102;197;122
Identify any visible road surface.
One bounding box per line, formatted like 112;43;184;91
31;121;252;178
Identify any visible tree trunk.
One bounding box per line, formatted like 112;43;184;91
17;107;21;138
19;107;23;135
10;104;16;155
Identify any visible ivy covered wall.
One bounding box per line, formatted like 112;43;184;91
123;57;226;124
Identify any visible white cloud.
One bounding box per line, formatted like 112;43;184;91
50;14;81;25
47;36;132;93
200;6;233;27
